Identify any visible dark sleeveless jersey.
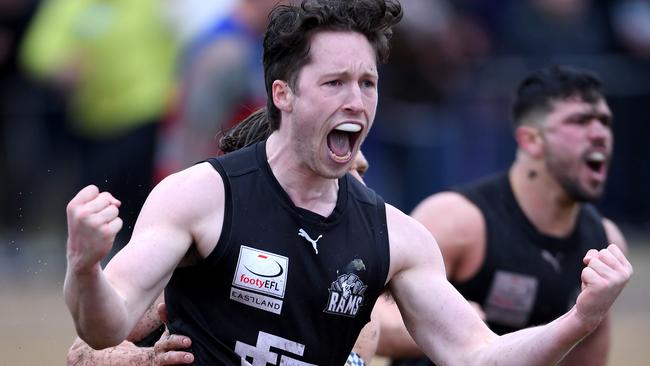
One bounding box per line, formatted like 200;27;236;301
453;172;608;335
164;141;390;365
391;172;609;366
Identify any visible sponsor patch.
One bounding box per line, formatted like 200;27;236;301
484;270;538;327
232;246;288;314
324;273;367;317
230;288;284;315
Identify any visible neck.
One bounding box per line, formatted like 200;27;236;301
509;160;581;237
266;133;339;217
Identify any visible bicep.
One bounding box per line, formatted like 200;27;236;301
389;262;495;363
103;165;223;325
387;206;495;363
103;200;191;322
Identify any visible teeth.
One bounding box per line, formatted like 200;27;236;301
329;150;352;163
334;123;361;133
587;151;606;162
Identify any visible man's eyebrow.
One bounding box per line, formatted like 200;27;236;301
320;68;378;78
563;109;612;121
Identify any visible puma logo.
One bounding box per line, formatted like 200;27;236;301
298;228;322;254
541;250;562;273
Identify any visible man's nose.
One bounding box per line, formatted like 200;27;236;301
343;84;364;114
588;119;611;142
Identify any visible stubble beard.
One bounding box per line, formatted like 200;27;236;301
544;144;606;203
549;163;604;203
295;139;344;180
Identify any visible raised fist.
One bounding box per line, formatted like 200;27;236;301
575;244;633;330
66;185;123;272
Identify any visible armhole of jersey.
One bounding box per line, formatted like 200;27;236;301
375;197;390;288
200;157;234;266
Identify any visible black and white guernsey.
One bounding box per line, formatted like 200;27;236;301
165;140;390;365
454;172;608;335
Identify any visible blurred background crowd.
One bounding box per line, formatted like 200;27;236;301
1;0;649;363
3;0;650;251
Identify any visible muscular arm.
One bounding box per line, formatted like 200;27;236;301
64;163;224;348
377;192;483;357
385;204;632;365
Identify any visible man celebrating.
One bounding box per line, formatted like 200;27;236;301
380;65;625;366
64;1;632;365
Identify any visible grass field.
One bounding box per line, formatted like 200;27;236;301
1;239;648;366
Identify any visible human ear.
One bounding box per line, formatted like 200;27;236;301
515;125;544;158
272;80;293;112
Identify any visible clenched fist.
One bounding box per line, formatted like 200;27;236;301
576;244;633;331
66;185;123;273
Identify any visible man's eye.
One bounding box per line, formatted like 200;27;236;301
361;80;376;88
326;80;342;86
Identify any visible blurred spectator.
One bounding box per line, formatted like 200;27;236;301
611;0;650;59
159;0;237;47
494;0;618;56
20;0;178;254
1;0;62;239
366;0;494;211
365;0;650;230
605;0;650;227
155;0;284;180
0;0;37;75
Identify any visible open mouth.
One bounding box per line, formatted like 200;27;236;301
327;123;362;163
585;151;607;177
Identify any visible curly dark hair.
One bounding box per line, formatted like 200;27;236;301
512;65;604;128
263;0;402;130
218;108;271;153
221;0;402;150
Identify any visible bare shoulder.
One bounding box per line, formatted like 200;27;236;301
133;161;226;258
155;161;224;194
385;204;445;282
147;162;224;218
410;192;485;274
601;218;627;253
386;203;434;250
411;191;483;234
